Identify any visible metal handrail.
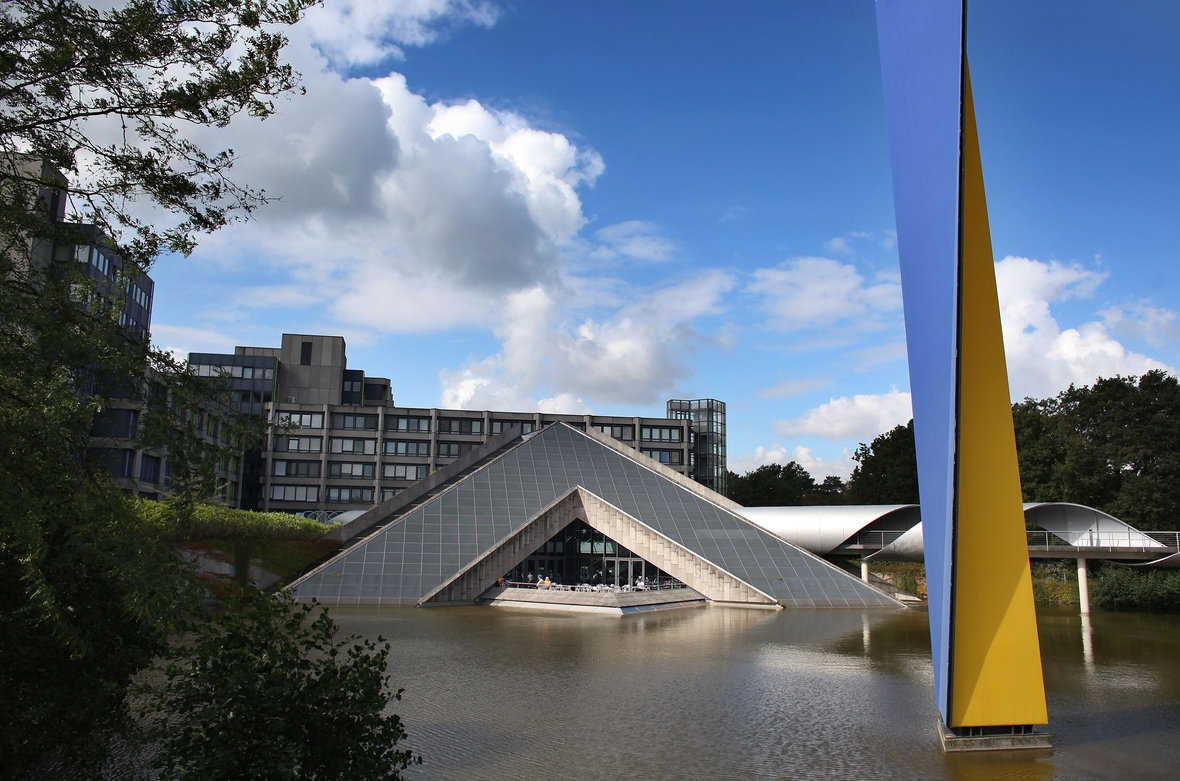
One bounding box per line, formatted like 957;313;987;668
1025;530;1177;550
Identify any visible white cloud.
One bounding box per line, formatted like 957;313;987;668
729;444;856;480
824;237;853;255
1101;301;1180;346
439;271;735;410
747;257;902;332
305;0;500;68
774;389;912;442
756;377;834;399
152;324;240;360
995;256;1172;399
591;221;676;262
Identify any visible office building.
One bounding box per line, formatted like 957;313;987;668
188;334;727;516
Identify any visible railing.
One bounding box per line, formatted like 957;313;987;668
501;580;687;594
1026;530;1178;551
840;530;910;550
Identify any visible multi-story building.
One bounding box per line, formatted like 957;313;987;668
188;334;727;517
667;398;728;496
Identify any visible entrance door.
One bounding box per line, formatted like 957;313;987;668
619;560;630;588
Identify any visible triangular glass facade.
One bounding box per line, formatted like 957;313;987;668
291;424;899;608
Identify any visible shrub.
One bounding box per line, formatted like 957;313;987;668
140;589;420;780
1092;566;1180;612
135;499;332;541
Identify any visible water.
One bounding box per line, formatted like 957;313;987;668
331;605;1180;781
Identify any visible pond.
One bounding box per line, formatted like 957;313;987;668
331;605;1180;781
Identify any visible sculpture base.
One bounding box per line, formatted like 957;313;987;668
938;718;1052;752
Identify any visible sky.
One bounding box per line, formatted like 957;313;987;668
145;0;1180;481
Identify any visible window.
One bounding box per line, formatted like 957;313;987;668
274;460;320;478
91;408;139;438
641;449;683;465
380;488;401;502
329;462;375;479
271;485;319;502
383;440;429;457
641;426;682;442
327;487;374;503
330;437;376;455
226;481;238;500
383;463;427;481
436;441;462;459
388;416;430;433
276;412;323;429
437;418;483;435
332;413;376;430
300;341;312;365
364;383;386;401
593;424;633;441
282;436;322;453
343;380;362;393
140;454;161;483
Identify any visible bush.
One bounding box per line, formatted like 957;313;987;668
1031;561;1078;606
140;588;420;780
135;499;332;541
1092;566;1180;612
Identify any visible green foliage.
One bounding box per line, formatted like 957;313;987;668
727;462;816;506
135;499;332;541
869;562;926;599
0;490;198;776
846;420;919;505
141;589;421;781
1092;566;1180;613
1;0;314;771
1030;561;1078;606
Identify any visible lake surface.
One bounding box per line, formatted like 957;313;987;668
331;605;1180;781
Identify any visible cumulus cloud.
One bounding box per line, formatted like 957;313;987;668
824;237;853;256
747;257;902;332
995;256;1172;399
728;444;856;480
756;377;834;399
305;0;500;68
1101;301;1180;346
773;388;912;442
591;221;676;262
439;271;735;410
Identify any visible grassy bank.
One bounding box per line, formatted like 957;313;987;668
134;498;333;541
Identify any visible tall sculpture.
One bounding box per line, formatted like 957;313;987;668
875;0;1050;749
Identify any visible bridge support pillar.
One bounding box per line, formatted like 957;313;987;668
1077;558;1090;615
861;561;869;583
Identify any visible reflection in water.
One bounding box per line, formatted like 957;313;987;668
1080;613;1095;673
330;605;1180;781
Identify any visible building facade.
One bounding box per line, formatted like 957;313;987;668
188;334;726;517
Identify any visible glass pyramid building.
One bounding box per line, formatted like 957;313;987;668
289;424;901;609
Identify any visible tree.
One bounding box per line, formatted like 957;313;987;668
142;590;421;781
846;420;919;505
1011;396;1066;503
806;475;849;506
0;0;314;772
727;462;816;506
1056;371;1180;531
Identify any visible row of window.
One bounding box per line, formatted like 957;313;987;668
641;449;684;465
270;485;404;504
194;364;275;380
272;460;431;482
593;424;634;441
641;426;683;442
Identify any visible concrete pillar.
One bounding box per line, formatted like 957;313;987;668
861;560;870;583
1077;557;1090;615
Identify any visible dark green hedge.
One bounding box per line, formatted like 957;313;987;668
135;499;332;541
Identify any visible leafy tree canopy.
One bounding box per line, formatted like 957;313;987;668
846;420;919;505
727;463;847;506
0;0;314;772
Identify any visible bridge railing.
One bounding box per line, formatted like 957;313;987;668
1025;530;1178;550
842;530;909;550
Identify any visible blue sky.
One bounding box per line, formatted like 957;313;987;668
148;0;1180;479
